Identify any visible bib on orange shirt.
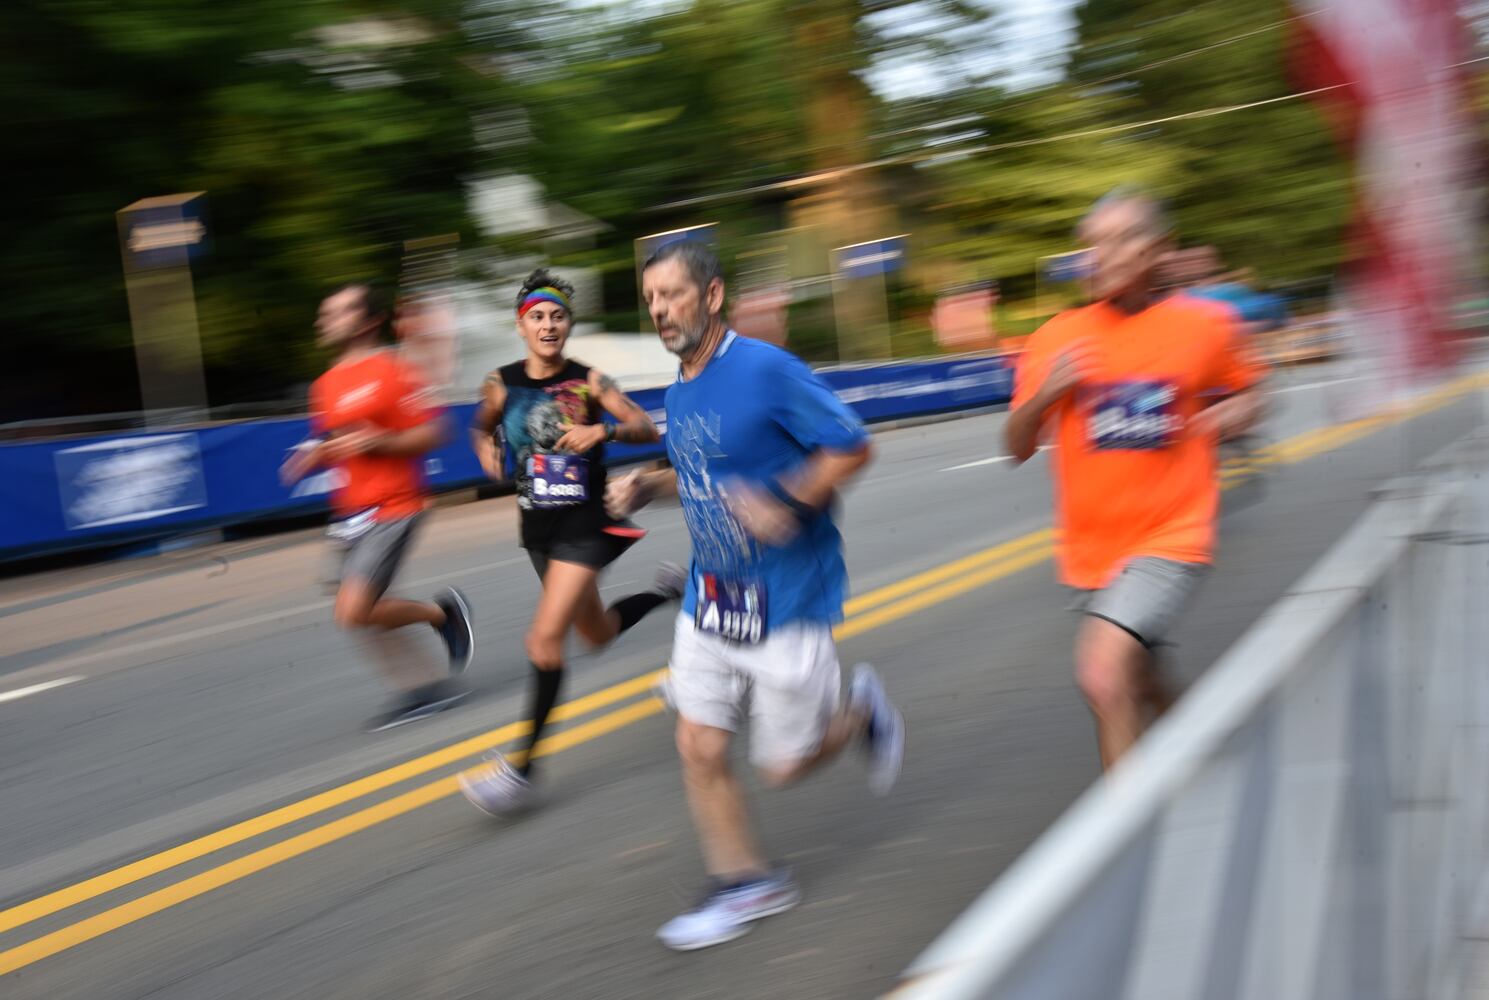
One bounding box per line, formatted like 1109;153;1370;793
310;350;439;521
1012;295;1262;589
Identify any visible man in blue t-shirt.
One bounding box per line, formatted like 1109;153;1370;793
607;240;905;952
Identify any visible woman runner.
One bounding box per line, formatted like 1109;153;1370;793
459;269;682;813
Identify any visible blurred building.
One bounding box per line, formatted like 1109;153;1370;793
457;173;674;392
931;282;999;352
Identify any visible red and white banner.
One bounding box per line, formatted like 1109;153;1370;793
1290;0;1482;400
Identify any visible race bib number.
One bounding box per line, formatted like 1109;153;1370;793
528;454;589;508
327;507;378;544
695;574;767;644
1087;381;1181;450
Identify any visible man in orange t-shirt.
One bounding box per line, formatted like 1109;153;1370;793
1006;190;1264;769
281;283;475;731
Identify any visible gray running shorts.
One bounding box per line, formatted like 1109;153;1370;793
328;512;422;599
1068;556;1207;649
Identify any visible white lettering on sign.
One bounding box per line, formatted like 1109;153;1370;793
840;248;903;271
56;435;208;530
128;220;206;253
833;371;1000;404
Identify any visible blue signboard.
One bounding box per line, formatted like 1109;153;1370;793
1042;250;1092;283
118;194;209;272
834;236;908;280
635;224;717;267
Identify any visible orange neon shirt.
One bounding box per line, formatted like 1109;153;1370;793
310;350;438;521
1012;295;1262;589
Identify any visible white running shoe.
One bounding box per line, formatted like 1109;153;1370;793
657;868;801;951
458;752;534;816
849;663;904;796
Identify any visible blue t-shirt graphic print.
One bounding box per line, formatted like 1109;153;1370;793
664;332;870;630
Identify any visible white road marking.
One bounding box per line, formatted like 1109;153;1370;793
942;456;1011;471
0;677;82;704
942;446;1050;472
23;554;526;679
1269;376;1360;394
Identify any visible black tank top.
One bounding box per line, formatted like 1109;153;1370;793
496;359;609;528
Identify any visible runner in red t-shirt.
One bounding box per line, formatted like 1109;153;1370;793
281;283;475;731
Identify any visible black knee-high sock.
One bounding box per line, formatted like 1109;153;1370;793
521;664;563;777
608;591;671;634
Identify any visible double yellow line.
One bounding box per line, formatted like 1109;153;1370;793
0;368;1483;977
0;529;1059;976
1259;369;1487;467
1216;369;1488;486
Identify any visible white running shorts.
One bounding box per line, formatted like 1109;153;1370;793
667;611;842;769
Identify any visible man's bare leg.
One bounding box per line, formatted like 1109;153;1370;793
675;718;770;879
1076;616;1152;770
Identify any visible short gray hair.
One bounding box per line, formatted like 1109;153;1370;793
1080;186;1174;239
642;239;724;294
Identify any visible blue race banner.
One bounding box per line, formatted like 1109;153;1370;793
54;433;209;530
0;355;1012;560
818;356;1012;422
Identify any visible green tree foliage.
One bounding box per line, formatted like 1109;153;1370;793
525;0;1349;329
3;0;1367;420
523;0;995;322
521;1;812;230
892;86;1188;289
2;0;518;420
1064;0;1351;279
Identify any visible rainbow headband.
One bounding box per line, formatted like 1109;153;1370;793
518;287;572;318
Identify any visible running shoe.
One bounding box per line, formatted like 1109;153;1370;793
848;664;904;796
459;751;535;816
434;587;475;675
653;561;687;601
657;868;801;951
366;680;469;732
603;519;648;540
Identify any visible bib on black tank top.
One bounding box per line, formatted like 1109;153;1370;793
496;360;608;516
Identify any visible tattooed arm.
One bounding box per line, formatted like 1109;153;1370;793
591;370;659;444
556;369;659;453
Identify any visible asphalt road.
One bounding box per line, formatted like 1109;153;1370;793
0;359;1484;1000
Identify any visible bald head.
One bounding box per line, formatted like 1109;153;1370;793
1079;187;1172;243
1077;188;1174;305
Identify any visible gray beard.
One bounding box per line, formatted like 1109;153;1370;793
663;321;706;357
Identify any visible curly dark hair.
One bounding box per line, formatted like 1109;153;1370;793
515;268;576;313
